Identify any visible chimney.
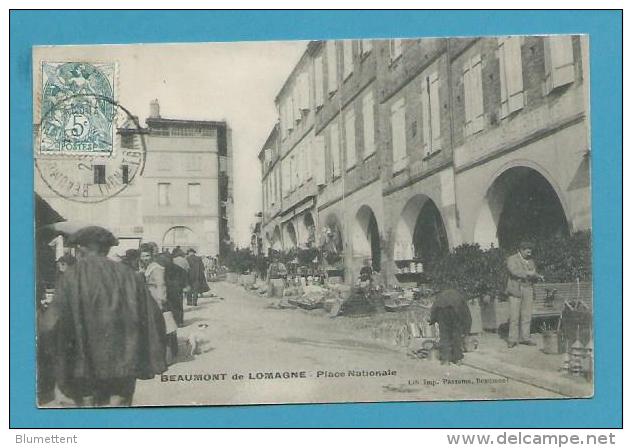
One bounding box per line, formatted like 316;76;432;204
149;99;161;119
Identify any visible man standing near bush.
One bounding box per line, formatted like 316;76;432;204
506;241;544;348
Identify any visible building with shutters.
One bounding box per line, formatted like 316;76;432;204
35;100;234;258
261;35;591;284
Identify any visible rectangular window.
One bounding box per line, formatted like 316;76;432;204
299;71;310;111
390;39;403;62
158;183;170;206
420;72;442;156
544;35;575;93
362;91;375;159
330;124;341;178
121;164;129;184
326;40;338;93
314;135;327;186
285;98;293;131
292;85;300;123
314;55;324;107
342;40;353;79
344;108;356;169
282;158;290;197
121;134;135;149
93;164;106;185
304;140;312;180
274;168;279;203
498;37;524;118
463;55;485;135
297;148;304;186
360;39;373;55
390;98;407;172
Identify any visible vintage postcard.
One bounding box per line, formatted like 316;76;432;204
34;35;593;408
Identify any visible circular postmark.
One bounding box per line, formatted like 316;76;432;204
35;62;146;203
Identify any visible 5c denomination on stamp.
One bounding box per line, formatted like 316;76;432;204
35;61;146;204
39;62;117;156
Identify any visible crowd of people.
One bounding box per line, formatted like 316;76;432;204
36;225;545;405
37;226;216;407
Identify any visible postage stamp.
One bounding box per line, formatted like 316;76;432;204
35;61;145;204
39;62;117;155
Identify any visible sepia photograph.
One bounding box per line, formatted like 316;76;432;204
33;35;593;408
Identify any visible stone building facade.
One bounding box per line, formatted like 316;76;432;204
260;36;591;284
35;100;234;257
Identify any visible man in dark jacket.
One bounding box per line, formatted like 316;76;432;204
156;252;188;327
52;226;167;407
430;286;472;365
186;249;209;306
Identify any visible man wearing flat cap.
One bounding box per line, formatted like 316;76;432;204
52;226;167;407
505;241;544;348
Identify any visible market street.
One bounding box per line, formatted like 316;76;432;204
133;281;562;407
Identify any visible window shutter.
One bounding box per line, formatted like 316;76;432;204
506;37;524;113
463;59;473;134
293;85;301;121
420;77;431;155
545;35;575;92
499;37;524;117
498;39;508;117
391;98;406;171
299;72;310;111
345;109;356;169
362;92;375;158
327;41;338;93
314;56;324;107
314;135;326;186
470;55;485;133
305;139;312;180
343;40;353;79
429;72;442;152
330;124;341;177
282;159;290;197
297;148;304;185
285;99;293;130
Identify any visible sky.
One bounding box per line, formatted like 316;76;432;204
34;40;308;246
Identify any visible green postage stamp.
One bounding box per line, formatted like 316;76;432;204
39;62;118;155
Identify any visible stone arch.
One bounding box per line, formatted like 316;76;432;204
474;164;570;250
393;194;449;263
301;211;317;247
352;205;381;271
283;221;298;249
320;213;344;252
271;225;282;251
162;226;197;252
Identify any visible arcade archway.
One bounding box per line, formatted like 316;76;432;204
394;195;448;263
352;205;381;271
474;166;569;250
162;226;197;252
284;222;298;249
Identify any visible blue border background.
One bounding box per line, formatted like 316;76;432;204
10;10;622;428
